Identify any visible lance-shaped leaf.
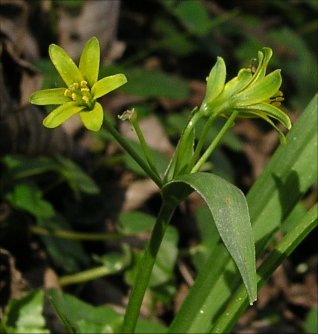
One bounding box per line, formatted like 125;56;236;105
162;172;257;303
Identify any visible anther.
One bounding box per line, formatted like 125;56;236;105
81;88;90;93
64;89;72;97
80;81;88;87
72;82;79;89
82;96;89;103
71;93;77;101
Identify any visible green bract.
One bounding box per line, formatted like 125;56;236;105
202;47;291;142
29;37;127;131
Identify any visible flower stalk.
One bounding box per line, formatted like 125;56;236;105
191;110;239;173
121;200;177;333
118;109;161;181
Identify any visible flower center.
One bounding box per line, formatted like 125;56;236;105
64;81;94;109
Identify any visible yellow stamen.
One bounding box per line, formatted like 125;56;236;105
82;96;89;103
80;81;88;87
64;89;72;97
71;93;77;101
81;88;90;93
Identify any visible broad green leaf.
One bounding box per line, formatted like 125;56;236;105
79;37;100;87
190;205;220;272
5;183;55;219
1;155;99;196
150;226;178;287
43;101;84;128
48;289;167;334
37;216;89;273
48;289;122;333
163;172;257;303
55;156;99;195
79;101;103;131
153;17;196;57
92;248;131;274
169;94;318;333
29;88;70;105
49;44;83;86
119;211;156;233
116;68;189;100
92;74;127;99
173;0;212;35
3;290;49;334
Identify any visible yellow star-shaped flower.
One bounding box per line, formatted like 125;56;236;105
30;37;127;131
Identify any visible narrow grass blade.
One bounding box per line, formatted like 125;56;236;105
211;204;318;333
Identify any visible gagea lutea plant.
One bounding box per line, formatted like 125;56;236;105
28;37;317;334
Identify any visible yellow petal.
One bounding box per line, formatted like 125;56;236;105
29;88;70;105
79;102;103;131
43;102;84;128
92;74;127;99
49;44;83;86
79;37;100;88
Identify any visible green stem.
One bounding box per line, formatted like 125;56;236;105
30;225;129;241
58;265;116;286
130;114;161;179
121;200;177;333
191;110;239;173
188;113;218;172
103;119;163;188
172;109;204;177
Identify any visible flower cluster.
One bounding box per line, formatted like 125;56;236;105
29;37;127;131
202;47;291;142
